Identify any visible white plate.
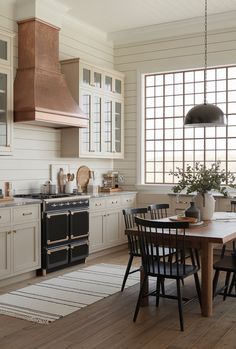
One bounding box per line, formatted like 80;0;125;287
189;221;204;227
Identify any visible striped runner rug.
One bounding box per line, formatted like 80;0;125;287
0;264;140;325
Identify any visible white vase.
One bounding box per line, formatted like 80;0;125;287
194;192;215;221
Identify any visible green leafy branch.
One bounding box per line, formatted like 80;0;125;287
170;162;236;196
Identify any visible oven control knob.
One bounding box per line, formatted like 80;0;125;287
59;203;64;206
66;202;70;206
72;202;77;205
52;203;57;207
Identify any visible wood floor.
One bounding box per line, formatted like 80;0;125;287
0;248;236;349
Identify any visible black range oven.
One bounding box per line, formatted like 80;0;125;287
15;193;90;274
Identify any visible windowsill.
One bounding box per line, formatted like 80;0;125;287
135;184;174;194
135;184;236;198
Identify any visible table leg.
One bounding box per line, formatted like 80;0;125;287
201;242;214;317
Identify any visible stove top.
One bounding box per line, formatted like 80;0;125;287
14;193;83;200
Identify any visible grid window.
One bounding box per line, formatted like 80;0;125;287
144;65;236;184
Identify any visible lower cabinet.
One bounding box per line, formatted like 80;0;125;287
0;228;11;278
0;204;41;280
89;193;136;253
13;222;40;274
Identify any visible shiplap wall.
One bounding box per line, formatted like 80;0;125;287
0;2;114;194
113;27;236;201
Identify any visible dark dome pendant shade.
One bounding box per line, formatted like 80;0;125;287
184;103;226;127
183;0;226;128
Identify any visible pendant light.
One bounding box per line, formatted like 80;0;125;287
184;0;226;127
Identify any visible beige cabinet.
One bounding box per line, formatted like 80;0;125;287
61;58;124;159
89;193;136;253
13;222;40;274
0;204;41;280
0;30;13;155
0;228;11;277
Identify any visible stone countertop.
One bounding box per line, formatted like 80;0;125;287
168;192;236;198
0;197;42;208
89;191;137;198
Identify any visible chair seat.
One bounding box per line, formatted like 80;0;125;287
213;255;236;272
148;261;198;279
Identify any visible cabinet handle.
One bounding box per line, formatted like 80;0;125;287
23;212;32;216
7;231;11;235
95;203;102;206
13;230;16;234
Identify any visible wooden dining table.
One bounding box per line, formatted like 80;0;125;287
126;212;236;317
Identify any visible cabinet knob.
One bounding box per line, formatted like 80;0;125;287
7;231;11;235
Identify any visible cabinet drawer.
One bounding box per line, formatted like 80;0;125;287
0;208;11;225
106;196;121;208
90;198;106;211
13;205;39;224
121;194;136;207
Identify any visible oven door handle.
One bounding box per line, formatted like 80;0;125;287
71;241;89;249
47;246;69;254
46;212;69;219
47;236;69;245
70;209;89;215
71;234;88;239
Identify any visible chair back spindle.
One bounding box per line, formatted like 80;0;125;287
147;204;169;220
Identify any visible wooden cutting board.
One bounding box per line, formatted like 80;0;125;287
76;166;90;192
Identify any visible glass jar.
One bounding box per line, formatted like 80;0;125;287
185;201;200;221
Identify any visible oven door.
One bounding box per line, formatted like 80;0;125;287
46;245;69;270
70;210;89;240
70;240;89;263
44;211;69;245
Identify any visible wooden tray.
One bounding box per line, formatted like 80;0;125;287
169;215;198;223
76;166;90;192
100;187;122;192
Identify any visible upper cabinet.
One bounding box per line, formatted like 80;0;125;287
0;30;13;155
61;59;124;159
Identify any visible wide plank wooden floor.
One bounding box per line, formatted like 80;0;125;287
0;248;236;349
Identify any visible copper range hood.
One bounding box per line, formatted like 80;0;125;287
14;18;88;128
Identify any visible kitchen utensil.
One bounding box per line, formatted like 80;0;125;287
70;173;75;181
76;166;90;192
65;181;73;194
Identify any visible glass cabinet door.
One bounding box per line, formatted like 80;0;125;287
93;95;102;153
80;91;92;153
82;68;91;86
0;72;7;147
0;39;7;62
105;75;112;92
104;99;112;153
114;102;122;153
0;32;13;155
115;79;122;95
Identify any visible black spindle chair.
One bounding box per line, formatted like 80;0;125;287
213;200;236;299
121;208;148;291
131;217;201;331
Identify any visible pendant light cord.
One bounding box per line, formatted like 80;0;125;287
204;0;207;104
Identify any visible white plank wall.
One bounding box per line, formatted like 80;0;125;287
113;27;236;196
0;2;114;194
